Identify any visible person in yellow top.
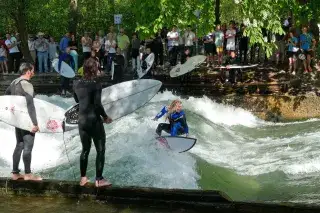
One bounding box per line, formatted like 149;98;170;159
117;28;130;69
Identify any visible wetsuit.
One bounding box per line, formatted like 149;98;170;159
154;106;189;136
5;77;38;175
112;54;124;83
59;52;75;94
73;79;108;180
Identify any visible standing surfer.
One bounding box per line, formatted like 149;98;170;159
73;57;113;187
153;100;189;137
5;62;42;181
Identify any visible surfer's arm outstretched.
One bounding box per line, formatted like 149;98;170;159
21;81;38;126
153;106;168;120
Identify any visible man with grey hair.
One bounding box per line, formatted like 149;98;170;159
5;62;42;181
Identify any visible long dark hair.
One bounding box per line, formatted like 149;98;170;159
83;57;98;80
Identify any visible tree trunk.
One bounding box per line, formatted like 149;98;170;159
109;0;115;24
15;0;32;63
69;0;78;36
215;0;221;25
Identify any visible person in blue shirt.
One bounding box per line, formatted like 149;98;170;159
153;100;189;137
299;26;316;73
58;46;75;96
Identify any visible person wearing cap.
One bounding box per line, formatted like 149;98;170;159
35;32;49;73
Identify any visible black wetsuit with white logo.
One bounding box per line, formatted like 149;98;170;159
5;77;38;174
73;79;108;180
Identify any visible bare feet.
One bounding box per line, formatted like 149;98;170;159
95;179;112;188
12;173;24;180
24;173;42;181
80;176;89;186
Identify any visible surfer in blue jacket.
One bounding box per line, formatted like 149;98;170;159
153;100;189;137
58;46;75;96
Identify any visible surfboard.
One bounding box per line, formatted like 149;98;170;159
52;58;76;78
111;61;115;80
170;55;206;78
156;136;197;153
0;96;65;133
70;50;78;73
137;53;155;79
64;79;162;132
217;64;258;69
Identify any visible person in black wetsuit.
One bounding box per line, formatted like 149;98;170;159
58;46;75;96
73;57;113;188
5;62;42;181
112;47;125;83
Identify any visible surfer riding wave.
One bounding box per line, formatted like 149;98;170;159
153;100;189;137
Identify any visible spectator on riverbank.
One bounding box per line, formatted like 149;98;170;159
5;33;21;74
35;32;49;73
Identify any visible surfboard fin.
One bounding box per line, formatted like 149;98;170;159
62;120;65;133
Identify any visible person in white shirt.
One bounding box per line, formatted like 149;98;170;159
81;32;92;61
184;25;196;56
35;32;49;73
167;25;179;66
225;23;236;55
5;33;21;73
182;25;196;63
48;37;58;72
104;34;117;73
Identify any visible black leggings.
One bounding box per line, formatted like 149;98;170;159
61;76;70;91
13;128;35;174
78;117;106;180
156;123;184;136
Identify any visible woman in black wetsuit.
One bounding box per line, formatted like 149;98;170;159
73;57;113;187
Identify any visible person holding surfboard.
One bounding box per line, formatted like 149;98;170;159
73;57;113;188
153;100;189;137
5;62;42;181
58;46;75;96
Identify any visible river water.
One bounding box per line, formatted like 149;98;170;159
0;90;319;210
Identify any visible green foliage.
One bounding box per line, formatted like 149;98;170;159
0;0;319;57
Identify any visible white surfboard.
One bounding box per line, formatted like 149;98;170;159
0;96;65;133
170;55;206;78
52;58;75;78
217;64;258;69
64;79;162;132
137;53;155;79
111;61;115;80
156;136;197;153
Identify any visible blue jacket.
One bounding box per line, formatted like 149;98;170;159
58;52;75;72
155;106;189;135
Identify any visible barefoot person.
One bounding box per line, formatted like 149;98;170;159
73;57;112;187
153;100;189;137
4;62;42;181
